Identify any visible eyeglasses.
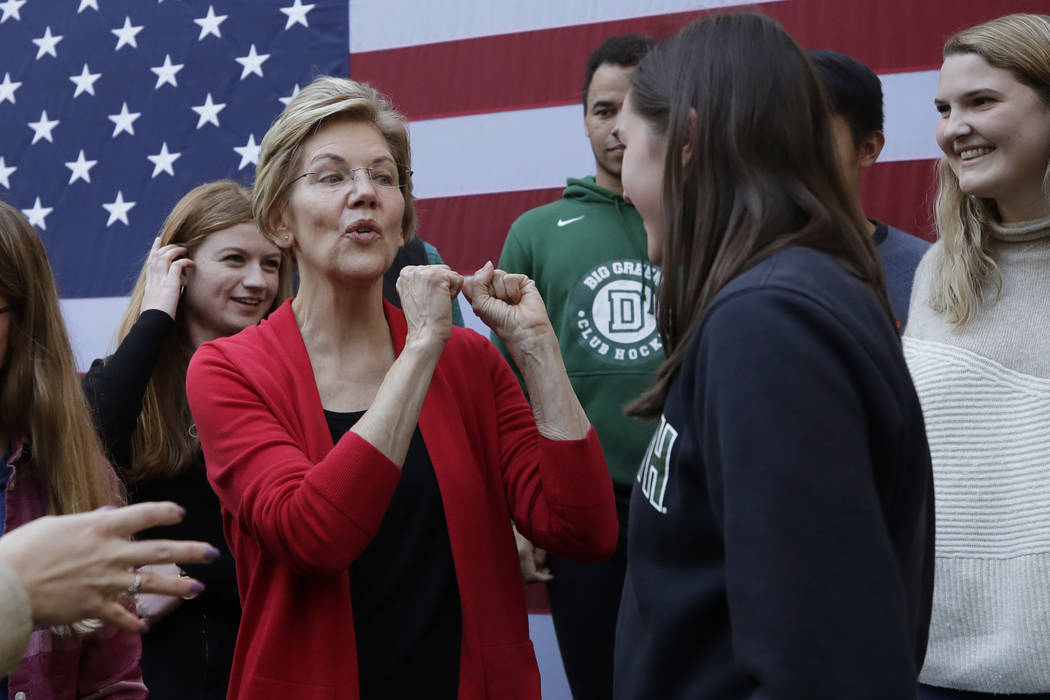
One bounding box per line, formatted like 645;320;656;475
291;163;412;192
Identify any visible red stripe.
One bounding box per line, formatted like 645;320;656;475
416;159;939;276
862;159;939;242
350;0;1050;121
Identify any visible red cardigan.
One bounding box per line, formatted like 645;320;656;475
185;300;618;700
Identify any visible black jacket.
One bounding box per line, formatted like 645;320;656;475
614;247;934;699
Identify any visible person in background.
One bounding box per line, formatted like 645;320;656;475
82;180;292;699
495;33;659;699
612;13;933;699
810;48;931;328
0;502;218;677
186;76;617;699
903;13;1050;700
0;199;150;698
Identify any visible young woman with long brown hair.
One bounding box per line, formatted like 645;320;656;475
82;180;292;699
611;13;934;699
0;200;147;697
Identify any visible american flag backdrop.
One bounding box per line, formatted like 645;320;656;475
0;0;346;365
2;0;1046;368
2;1;1049;696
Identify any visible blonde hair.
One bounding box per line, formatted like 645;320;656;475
113;180;292;483
0;202;119;514
930;13;1050;326
253;76;416;243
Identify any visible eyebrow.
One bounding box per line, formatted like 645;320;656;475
216;246;281;259
934;88;1004;104
308;152;395;167
590;99;618;111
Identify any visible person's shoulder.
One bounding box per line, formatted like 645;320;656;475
723;247;850;298
707;248;885;339
509;194;579;232
910;239;944;290
879;222;932;255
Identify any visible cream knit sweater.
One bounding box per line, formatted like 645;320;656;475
904;216;1050;693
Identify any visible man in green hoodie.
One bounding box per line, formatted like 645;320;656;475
493;33;659;700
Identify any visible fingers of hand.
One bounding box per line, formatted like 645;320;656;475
148;244;188;271
121;539;219;570
534;548;547;566
526;569;553;583
96;599;145;633
448;273;464;299
488;269;528;304
104;502;185;538
170;257;194;280
398;265;460;290
129;565;205;599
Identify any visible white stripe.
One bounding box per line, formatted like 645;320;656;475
409;69;941;201
61;296;130;372
409;104;594;199
880;70;942;163
349;0;781;53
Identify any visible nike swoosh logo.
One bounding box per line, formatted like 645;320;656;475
557;215;585;227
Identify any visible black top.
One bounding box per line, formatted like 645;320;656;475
614;247;934;700
82;309;240;700
325;410;460;700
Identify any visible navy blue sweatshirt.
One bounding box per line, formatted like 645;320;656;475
614;247;934;700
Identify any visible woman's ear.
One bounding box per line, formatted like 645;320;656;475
273;212;294;250
682;108;697;167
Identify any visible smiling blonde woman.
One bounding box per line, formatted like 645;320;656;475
902;13;1050;700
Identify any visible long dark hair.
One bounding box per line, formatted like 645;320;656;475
626;12;892;419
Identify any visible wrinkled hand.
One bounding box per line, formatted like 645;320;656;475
140;237;194;319
461;262;553;347
0;502;218;632
396;265;463;353
514;525;552;584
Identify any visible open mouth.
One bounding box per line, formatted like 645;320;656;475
959;146;994;161
345;220;380;241
231;297;263;308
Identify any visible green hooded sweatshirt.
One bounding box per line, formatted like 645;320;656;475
494;176;663;494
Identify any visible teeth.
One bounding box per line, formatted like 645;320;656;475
960;147;993;159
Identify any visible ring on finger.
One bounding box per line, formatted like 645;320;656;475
126;571;143;596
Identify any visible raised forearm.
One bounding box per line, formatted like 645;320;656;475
351;341;441;467
508;331;590;441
